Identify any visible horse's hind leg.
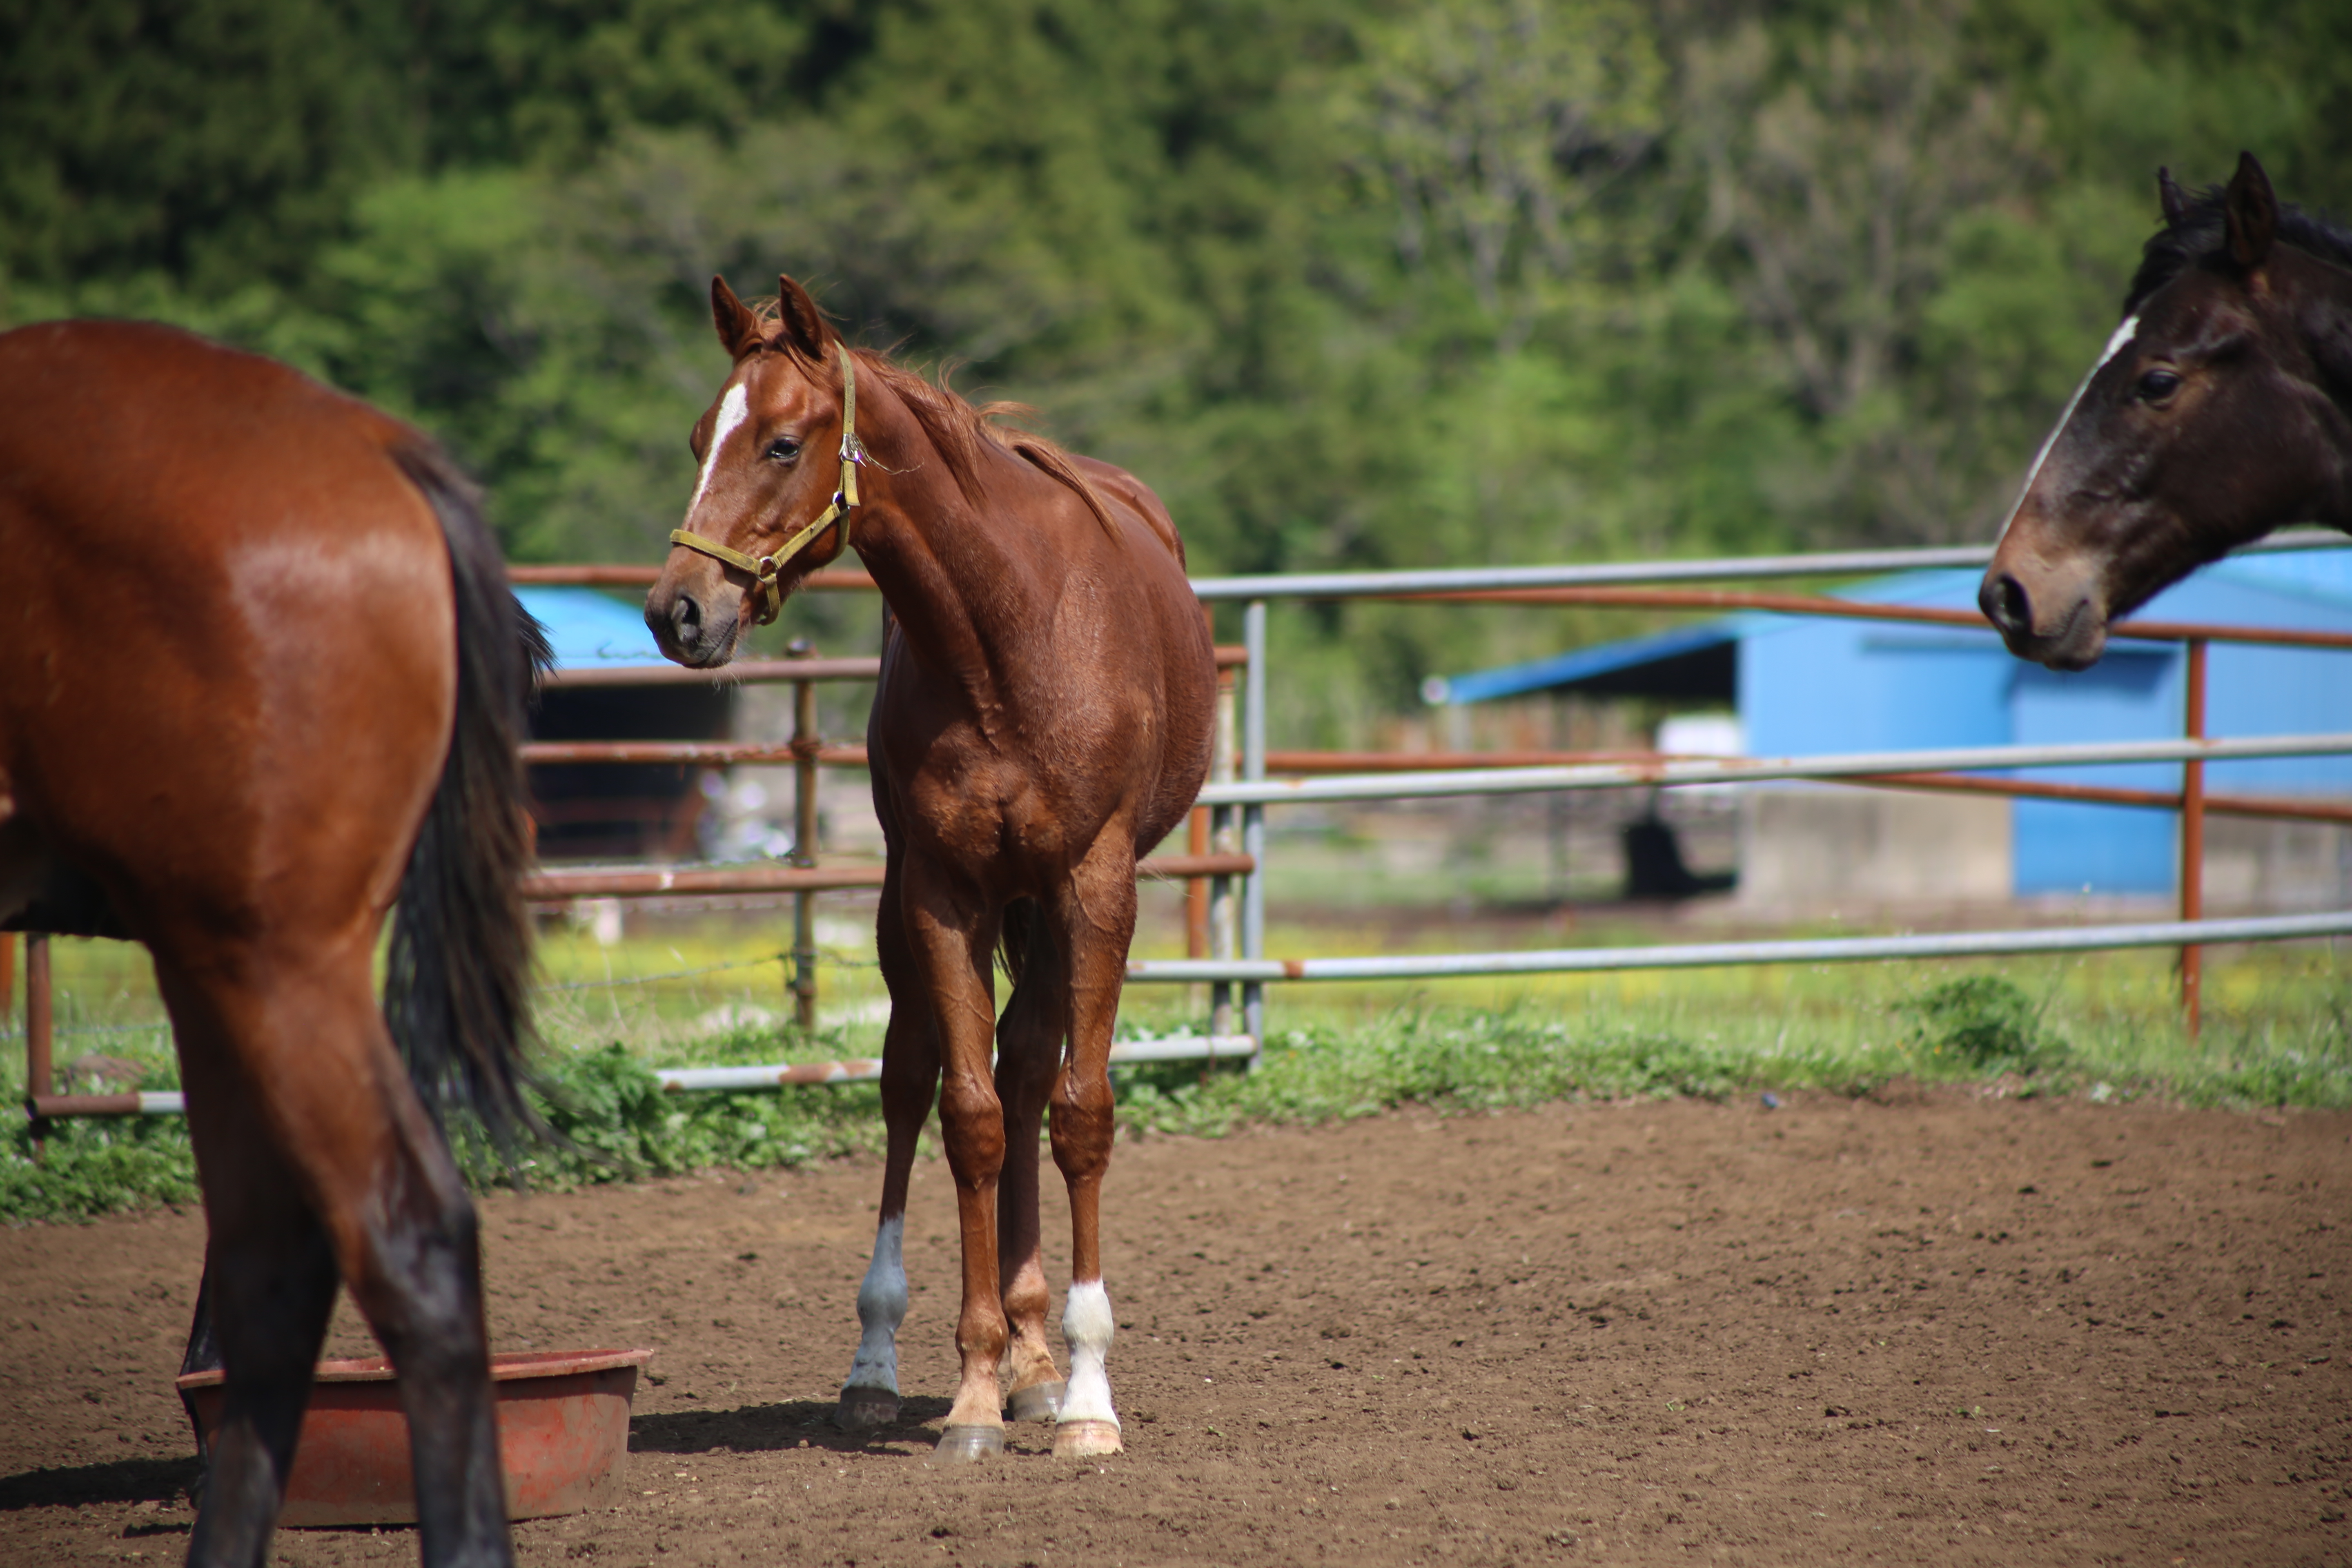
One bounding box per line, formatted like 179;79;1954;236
840;863;940;1430
994;900;1068;1423
176;1083;339;1568
1045;849;1138;1460
167;952;508;1568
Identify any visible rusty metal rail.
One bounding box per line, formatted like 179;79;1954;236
521;852;1253;902
1400;584;2352;651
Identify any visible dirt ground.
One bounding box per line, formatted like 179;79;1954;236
2;1088;2347;1567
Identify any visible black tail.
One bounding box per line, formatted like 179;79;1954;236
382;441;551;1143
997;896;1044;991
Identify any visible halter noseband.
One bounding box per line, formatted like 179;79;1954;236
668;343;867;626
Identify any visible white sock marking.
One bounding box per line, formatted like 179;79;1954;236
1997;314;2140;543
1058;1279;1118;1428
843;1215;907;1396
686;382;751;515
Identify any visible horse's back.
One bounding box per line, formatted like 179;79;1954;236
0;320;457;942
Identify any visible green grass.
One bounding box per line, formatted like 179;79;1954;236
5;912;2348;1225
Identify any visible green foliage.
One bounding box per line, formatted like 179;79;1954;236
452;1040;888;1189
1896;974;2059;1069
0;1117;199;1226
0;0;414;294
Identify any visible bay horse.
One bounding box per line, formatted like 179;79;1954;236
645;276;1215;1461
1983;152;2352;667
0;319;541;1566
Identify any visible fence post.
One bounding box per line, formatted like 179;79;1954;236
1187;604;1214;972
2180;637;2207;1037
0;931;12;1018
1208;663;1238;1038
791;645;821;1033
1242;599;1268;1062
25;934;52;1152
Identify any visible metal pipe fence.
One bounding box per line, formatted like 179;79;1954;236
21;532;2352;1118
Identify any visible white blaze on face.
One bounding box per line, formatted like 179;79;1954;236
843;1214;908;1396
1058;1279;1119;1428
1996;315;2141;543
686;382;752;515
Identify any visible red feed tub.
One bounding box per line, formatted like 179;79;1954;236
176;1348;655;1528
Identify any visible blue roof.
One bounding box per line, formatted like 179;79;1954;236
1427;619;1753;705
515;585;668;671
1428;550;2352;704
2209;548;2352;607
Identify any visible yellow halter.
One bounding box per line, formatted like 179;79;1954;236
668;343;866;626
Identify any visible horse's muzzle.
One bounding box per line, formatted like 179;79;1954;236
1978;566;2107;670
645;569;742;669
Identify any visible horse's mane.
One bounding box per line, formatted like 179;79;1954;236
2128;184;2352;313
746;300;1123;544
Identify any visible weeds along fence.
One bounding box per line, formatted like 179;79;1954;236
15;534;2352;1120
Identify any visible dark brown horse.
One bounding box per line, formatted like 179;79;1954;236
0;320;541;1566
646;276;1215;1461
1983;152;2352;667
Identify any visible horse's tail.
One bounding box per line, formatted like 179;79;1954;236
997;896;1042;992
382;439;551;1142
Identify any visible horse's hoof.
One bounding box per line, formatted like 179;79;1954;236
837;1387;900;1430
1053;1419;1123;1459
933;1424;1004;1463
1007;1380;1065;1423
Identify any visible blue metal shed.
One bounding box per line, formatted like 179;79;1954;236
514;586;730;861
515;584;669;671
1431;551;2352;897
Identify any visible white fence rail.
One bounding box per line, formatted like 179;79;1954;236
1192;732;2352;808
1129;910;2352;985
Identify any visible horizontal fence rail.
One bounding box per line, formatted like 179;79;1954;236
509;528;2342;603
1193;732;2352;808
1181;528;2345;602
1126;910;2352;984
33;1036;1268;1116
1407;586;2352;653
650;1033;1262;1093
521;853;1255;902
541;648;1249;690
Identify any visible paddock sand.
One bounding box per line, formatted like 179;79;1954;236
2;1089;2346;1566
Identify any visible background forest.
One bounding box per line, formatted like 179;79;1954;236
7;0;2350;736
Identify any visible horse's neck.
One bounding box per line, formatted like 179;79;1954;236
2283;249;2352;530
850;412;1062;716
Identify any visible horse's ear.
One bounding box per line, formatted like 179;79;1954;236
710;275;764;359
774;275;833;359
2224;151;2277;270
2157;167;2189;227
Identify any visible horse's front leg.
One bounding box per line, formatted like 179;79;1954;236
840;864;939;1430
901;865;1009;1462
1045;851;1138;1459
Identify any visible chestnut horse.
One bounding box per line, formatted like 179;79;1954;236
646;276;1215;1461
1983;152;2352;667
0;320;541;1567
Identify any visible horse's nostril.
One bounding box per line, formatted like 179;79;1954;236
671;592;703;640
1981;574;2031;636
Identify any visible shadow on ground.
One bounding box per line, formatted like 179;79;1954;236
0;1456;199;1512
630;1395;952;1456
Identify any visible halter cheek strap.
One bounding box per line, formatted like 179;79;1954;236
669;343;866;626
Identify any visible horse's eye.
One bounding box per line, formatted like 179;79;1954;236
765;435;802;463
2136;368;2181;403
